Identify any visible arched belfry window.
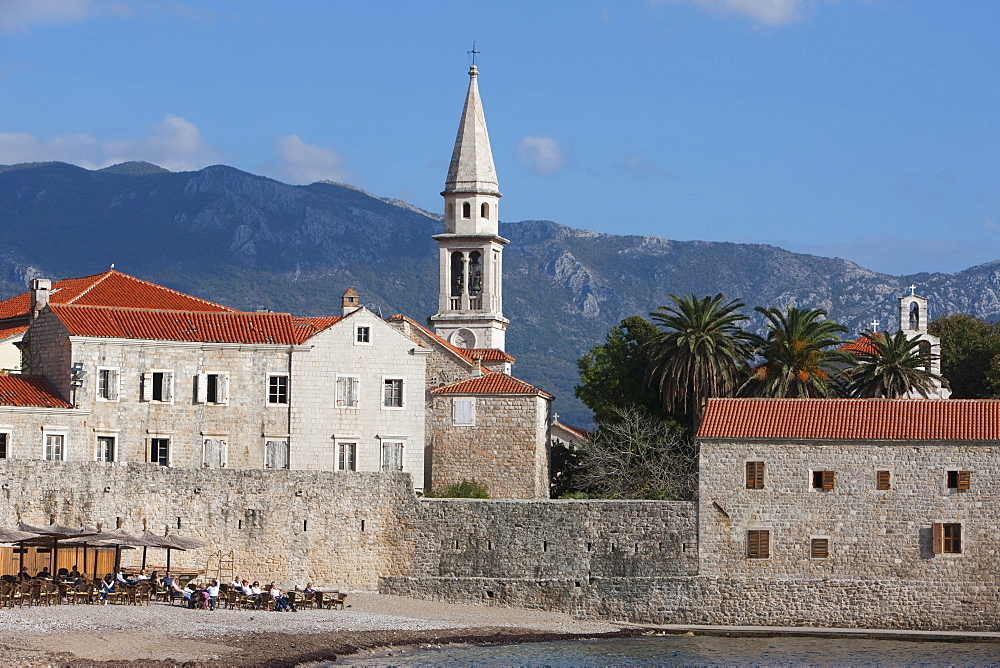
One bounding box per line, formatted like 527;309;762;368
481;203;489;219
450;252;465;297
468;251;482;297
462;202;471;219
909;302;920;330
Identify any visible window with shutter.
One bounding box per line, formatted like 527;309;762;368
932;522;943;554
876;470;891;490
336;375;359;408
381;442;404;472
97;368;120;401
810;537;829;559
265;440;289;469
453;398;475;426
196;373;208;404
747;529;770;559
947;470;971;490
202;438;226;468
933;522;962;554
812;470;835;490
745;461;765;489
822;470;835;490
141;372;153;402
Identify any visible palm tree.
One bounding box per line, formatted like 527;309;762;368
645;294;754;423
848;330;944;398
743;306;852;398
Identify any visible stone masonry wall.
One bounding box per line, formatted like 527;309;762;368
0;460;418;590
427;394;549;498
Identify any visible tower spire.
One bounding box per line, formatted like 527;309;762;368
430;62;510;352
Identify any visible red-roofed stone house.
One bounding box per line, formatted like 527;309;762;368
695;397;1000;626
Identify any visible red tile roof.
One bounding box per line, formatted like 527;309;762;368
0;375;71;408
0;324;28;342
0;270;235;320
291;316;342;343
51;305;300;345
698;398;1000;441
839;334;881;356
431;372;553;398
387;315;515;364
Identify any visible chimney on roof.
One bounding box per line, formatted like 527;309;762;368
342;288;361;317
472;355;483;378
30;278;51;319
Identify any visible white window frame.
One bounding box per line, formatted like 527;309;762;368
94;430;120;463
377;434;408;473
335;441;358;472
381;376;405;410
141;369;174;403
263;437;290;470
42;427;67;461
96;367;120;402
148;435;171;467
201;436;228;468
0;426;12;459
336;375;360;408
355;325;371;346
452;397;475;426
195;372;230;405
266;374;289;405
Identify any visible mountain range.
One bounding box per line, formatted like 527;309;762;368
2;161;999;426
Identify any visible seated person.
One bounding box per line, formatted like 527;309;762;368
271;583;295;612
69;565;81;579
115;570;130;585
18;566;31;580
240;580;254;597
302;582;315;594
34;566;51;580
206;579;220;610
250;581;262;596
100;574;115;603
56;566;70;578
134;570;149;581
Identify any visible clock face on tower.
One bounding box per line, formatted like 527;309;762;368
451;329;476;349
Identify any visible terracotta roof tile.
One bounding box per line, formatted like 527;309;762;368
698;398;1000;441
291;316;343;343
430;372;553;398
0;375;71;408
0;323;28;342
839;334;881;356
387;315;515;363
0;271;235;319
52;305;299;345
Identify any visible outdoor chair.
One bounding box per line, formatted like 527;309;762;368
152;583;171;603
134;582;151;605
224;589;240;610
329;592;347;610
255;593;273;611
312;591;325;609
0;582;13;608
17;582;32;607
286;590;298;611
41;581;59;605
29;581;44;606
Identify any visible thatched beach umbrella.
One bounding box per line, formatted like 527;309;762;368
16;522;98;576
0;527;42;544
63;529;159;577
139;531;209;574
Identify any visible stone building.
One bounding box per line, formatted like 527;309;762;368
0;64;553;499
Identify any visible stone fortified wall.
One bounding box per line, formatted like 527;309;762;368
0;461;417;590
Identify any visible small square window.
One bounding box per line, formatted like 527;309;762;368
150;438;170;466
44;434;64;461
356;326;371;344
947;470;970;491
747;529;770;559
876;470;891;490
810;537;829;559
812;470;835;490
267;375;288;404
745;461;765;489
337;443;357;471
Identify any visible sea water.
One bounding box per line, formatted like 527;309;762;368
332;635;1000;667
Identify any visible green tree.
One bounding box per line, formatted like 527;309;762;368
743;306;852;398
575;315;662;425
848;330;944;398
928;313;1000;398
645;294;754;425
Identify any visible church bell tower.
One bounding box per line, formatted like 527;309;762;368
430;64;509;351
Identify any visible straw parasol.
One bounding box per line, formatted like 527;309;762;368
16;522;99;576
139;531;209;574
0;527;42;544
63;528;159;576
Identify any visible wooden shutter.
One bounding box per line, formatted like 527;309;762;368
348;377;359;407
336;377;345;407
108;369;119;401
219;374;229;404
876;470;891;490
746;462;764;489
162;372;174;402
196;373;208;404
141;372;153;402
264;441;275;469
821;470;836;490
811;538;829;558
932;522;944;555
957;471;971;490
748;530;770;559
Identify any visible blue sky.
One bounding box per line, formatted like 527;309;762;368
1;0;997;276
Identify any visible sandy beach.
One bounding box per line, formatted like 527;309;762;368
0;593;631;666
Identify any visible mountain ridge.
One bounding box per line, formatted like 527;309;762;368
2;161;998;426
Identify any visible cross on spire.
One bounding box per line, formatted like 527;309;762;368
869;318;880;331
468;41;480;66
909;284;917;296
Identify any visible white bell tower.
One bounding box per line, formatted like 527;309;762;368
430;64;509;351
898;285;950;399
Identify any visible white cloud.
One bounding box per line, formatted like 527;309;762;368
517;136;566;175
0;0;112;33
0;115;220;171
270;135;348;185
679;0;811;26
